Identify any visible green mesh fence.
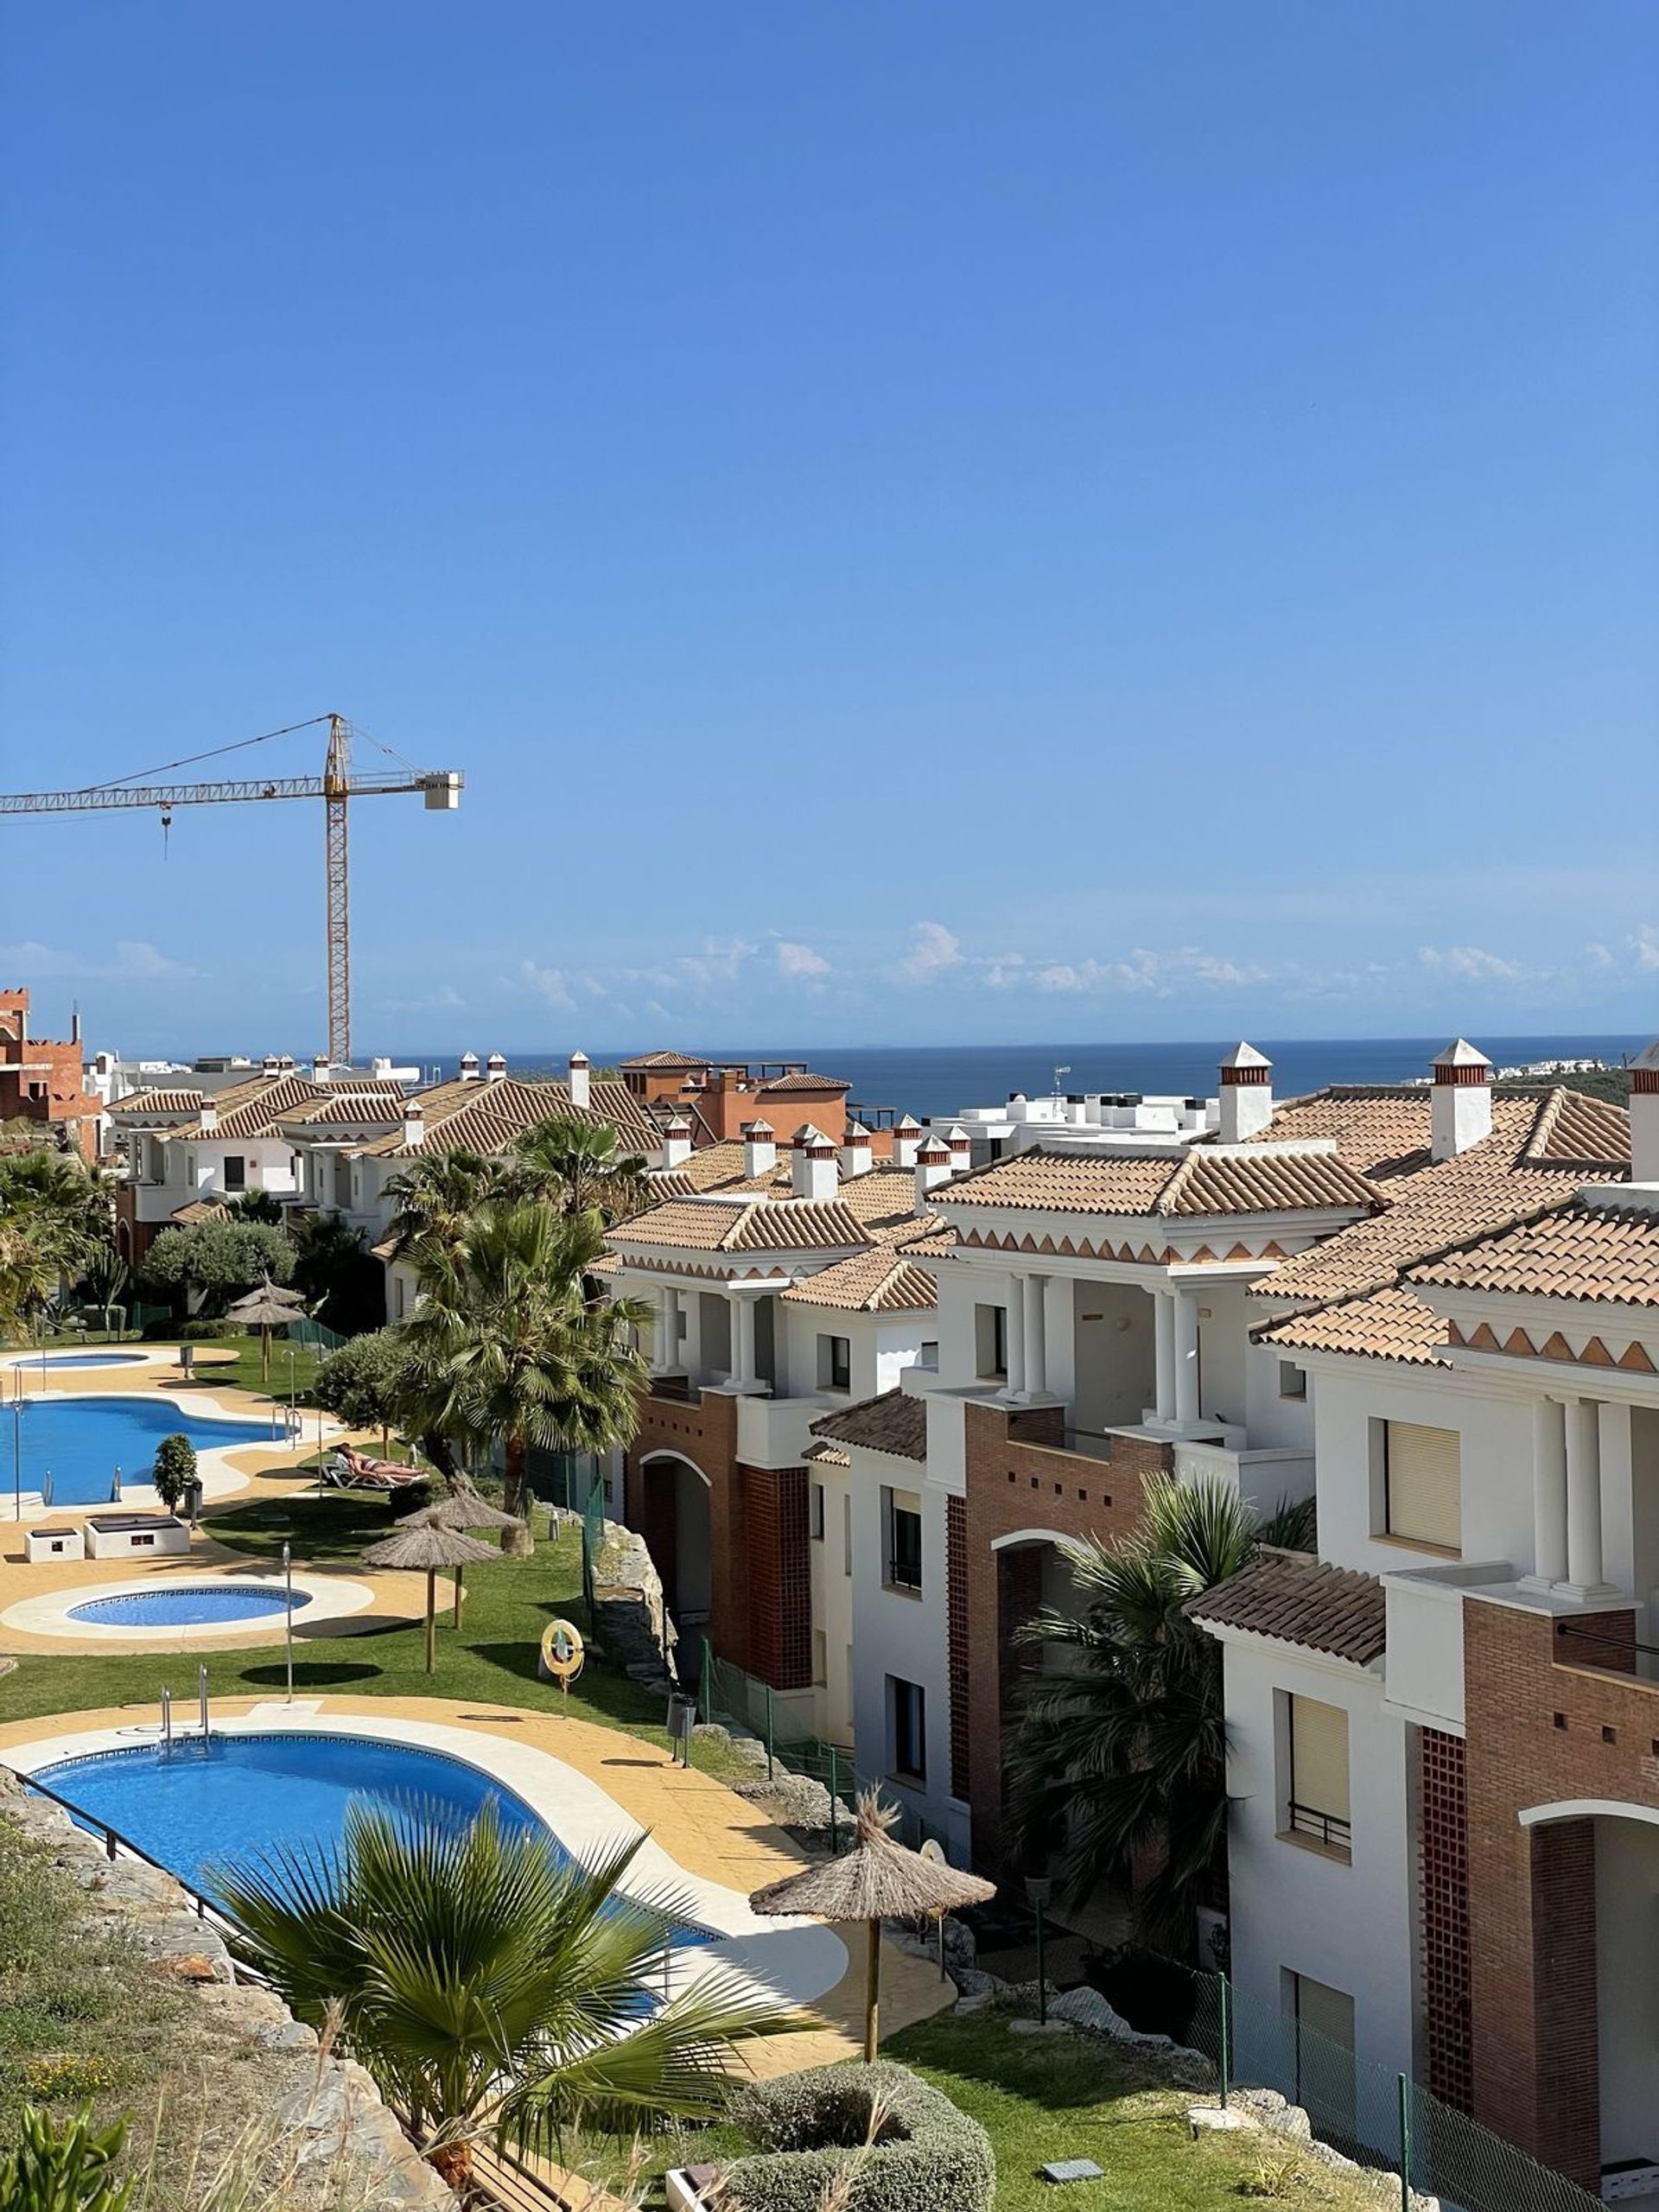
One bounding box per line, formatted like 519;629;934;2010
283;1315;344;1353
696;1639;952;1857
1101;1964;1604;2212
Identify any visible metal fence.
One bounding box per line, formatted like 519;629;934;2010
697;1638;953;1857
1141;1964;1603;2212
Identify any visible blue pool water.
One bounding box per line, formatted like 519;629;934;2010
8;1394;276;1504
35;1733;713;1942
66;1586;313;1628
8;1351;149;1370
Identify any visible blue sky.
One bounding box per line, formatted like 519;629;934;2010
2;2;1656;1058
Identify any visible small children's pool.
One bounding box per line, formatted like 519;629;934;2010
5;1351;150;1370
34;1732;714;1944
8;1394;278;1504
66;1586;314;1629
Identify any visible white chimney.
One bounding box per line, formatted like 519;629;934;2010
743;1118;777;1180
568;1051;591;1111
914;1135;952;1207
792;1124;839;1203
661;1115;693;1171
840;1120;873;1179
199;1100;218;1134
402;1100;426;1148
1431;1039;1494;1160
1631;1040;1659;1185
893;1115;924;1170
459;1051;481;1082
262;1054;281;1077
945;1124;972;1177
485;1052;507;1083
1217;1042;1274;1143
311;1055;330;1086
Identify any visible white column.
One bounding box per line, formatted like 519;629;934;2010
1001;1277;1027;1402
663;1286;683;1371
1565;1397;1608;1592
1154;1289;1176;1422
1528;1396;1569;1586
731;1293;759;1393
1173;1287;1200;1427
651;1286;671;1374
1023;1274;1049;1400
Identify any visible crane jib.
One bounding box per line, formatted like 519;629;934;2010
0;771;461;812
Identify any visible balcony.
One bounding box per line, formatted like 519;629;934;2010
1170;1437;1315;1511
1382;1560;1519;1731
734;1393;829;1471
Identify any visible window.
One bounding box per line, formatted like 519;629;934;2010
1283;1694;1351;1859
223;1154;246;1192
813;1629;827;1687
1278;1361;1306;1401
888;1676;926;1783
975;1303;1007;1381
1287;1973;1356;2139
883;1486;924;1593
810;1481;826;1540
818;1334;852;1392
1379;1421;1461;1553
918;1341;939;1371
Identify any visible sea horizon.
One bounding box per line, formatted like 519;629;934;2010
393;1032;1651;1123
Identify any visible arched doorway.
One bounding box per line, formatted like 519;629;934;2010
640;1451;714;1638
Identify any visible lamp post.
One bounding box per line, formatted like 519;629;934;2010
1025;1874;1052;2026
283;1540;295;1704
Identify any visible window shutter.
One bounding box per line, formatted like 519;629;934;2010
1290;1697;1351;1823
1386;1421;1462;1551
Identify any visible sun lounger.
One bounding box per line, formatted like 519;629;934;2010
321;1446;429;1492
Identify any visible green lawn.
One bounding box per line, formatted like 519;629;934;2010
163;1336;328;1403
599;2014;1376;2210
0;1491;747;1780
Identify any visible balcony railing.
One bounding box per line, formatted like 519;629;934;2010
884;1555;923;1593
1287;1801;1352;1853
1552;1615;1656;1682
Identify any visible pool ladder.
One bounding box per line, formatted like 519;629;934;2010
158;1669;211;1751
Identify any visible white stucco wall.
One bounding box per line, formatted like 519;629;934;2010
1220;1633;1416;2084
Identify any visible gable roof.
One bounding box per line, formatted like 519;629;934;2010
1406;1198;1659;1309
810;1389;928;1463
358;1075;657;1160
1186;1553;1385;1666
932;1143;1382;1221
780;1248;938;1313
1261;1285;1452;1366
607;1196;871;1255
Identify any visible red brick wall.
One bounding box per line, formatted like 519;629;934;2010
961;1399;1172;1867
1419;1727;1472;2112
744;1465;811;1690
1462;1597;1659;2190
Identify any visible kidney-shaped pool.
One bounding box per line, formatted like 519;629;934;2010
11;1394;279;1505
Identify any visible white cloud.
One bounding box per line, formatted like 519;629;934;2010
1586;942;1614;969
519;960;577;1011
1632;926;1659;972
1417;944;1523;983
891;920;963;983
0;938;195;981
775;940;830;981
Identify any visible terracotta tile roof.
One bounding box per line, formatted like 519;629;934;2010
642;1168;700;1200
781;1248;938;1313
803;1439;850;1466
1407;1200;1659;1307
359;1076;654;1160
1258;1286;1452;1366
170;1198;232;1225
836;1166;928;1233
109;1087;208;1118
1187;1552;1386;1665
1236;1088;1437;1180
757;1069;849;1093
588;1080;661;1149
1522;1086;1630;1168
166;1074;332;1142
893;1224;959;1260
621;1050;709;1071
607;1196;871;1255
810;1389;928;1463
933;1144;1380;1220
276;1084;410;1132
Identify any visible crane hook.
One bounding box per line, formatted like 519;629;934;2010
159;804;172;858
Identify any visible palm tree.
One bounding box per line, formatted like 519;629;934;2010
0;1144;111;1339
1006;1475;1316;1953
396;1198;650;1535
218;1800;799;2195
507;1115;649;1225
383;1147;505;1297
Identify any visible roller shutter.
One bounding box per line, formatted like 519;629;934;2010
1384;1421;1461;1552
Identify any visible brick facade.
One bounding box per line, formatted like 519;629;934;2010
961;1398;1172;1866
1462;1596;1657;2190
0;988;99;1160
1418;1727;1472;2113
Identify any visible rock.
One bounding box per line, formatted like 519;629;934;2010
156;1950;224;1983
953;1988;995;2017
1188;2104;1255;2135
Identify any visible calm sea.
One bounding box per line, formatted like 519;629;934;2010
402;1035;1648;1124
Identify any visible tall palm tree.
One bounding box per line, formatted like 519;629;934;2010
0;1144;110;1339
383;1147;505;1297
218;1800;800;2194
1006;1475;1316;1953
507;1115;649;1225
396;1198;650;1531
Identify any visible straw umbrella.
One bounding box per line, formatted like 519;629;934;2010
225;1283;307;1386
749;1790;994;2062
403;1487;525;1624
361;1522;498;1672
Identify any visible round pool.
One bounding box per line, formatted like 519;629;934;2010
66;1585;314;1629
5;1351;150;1370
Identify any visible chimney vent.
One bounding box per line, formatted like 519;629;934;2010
1217;1043;1274;1143
661;1115;693;1171
459;1051;481;1082
914;1134;952;1207
893;1115;924;1171
792;1123;839;1203
840;1120;873;1179
1630;1040;1659;1185
403;1100;426;1147
568;1051;591;1111
1431;1039;1493;1160
743;1118;777;1181
485;1052;507;1082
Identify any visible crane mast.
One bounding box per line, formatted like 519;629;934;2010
0;715;462;1067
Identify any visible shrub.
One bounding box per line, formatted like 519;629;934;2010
176;1319;240;1342
721;2062;994;2212
312;1327;413;1435
151;1434;197;1514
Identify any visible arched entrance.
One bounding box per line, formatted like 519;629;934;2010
639;1451;714;1638
990;1529;1088;1810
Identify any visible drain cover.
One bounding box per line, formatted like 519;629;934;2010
1040;2160;1104;2184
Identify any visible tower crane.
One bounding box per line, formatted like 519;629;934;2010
0;714;462;1066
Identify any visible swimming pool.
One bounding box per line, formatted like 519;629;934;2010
66;1585;314;1629
34;1732;709;1941
7;1394;277;1505
4;1351;150;1370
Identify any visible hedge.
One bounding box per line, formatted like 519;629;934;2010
720;2061;994;2212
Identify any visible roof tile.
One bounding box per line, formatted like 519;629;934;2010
1187;1552;1385;1665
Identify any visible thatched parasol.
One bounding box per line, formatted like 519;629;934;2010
362;1522;498;1672
402;1488;525;1623
225;1283;308;1384
749;1790;994;2061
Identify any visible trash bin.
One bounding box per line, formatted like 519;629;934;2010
185;1478;205;1526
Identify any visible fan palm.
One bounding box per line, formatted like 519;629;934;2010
507;1115;649;1225
0;1146;110;1338
1006;1475;1316;1953
395;1198;649;1529
383;1147;506;1297
218;1800;800;2193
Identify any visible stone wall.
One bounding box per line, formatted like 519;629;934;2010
0;1770;454;2209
